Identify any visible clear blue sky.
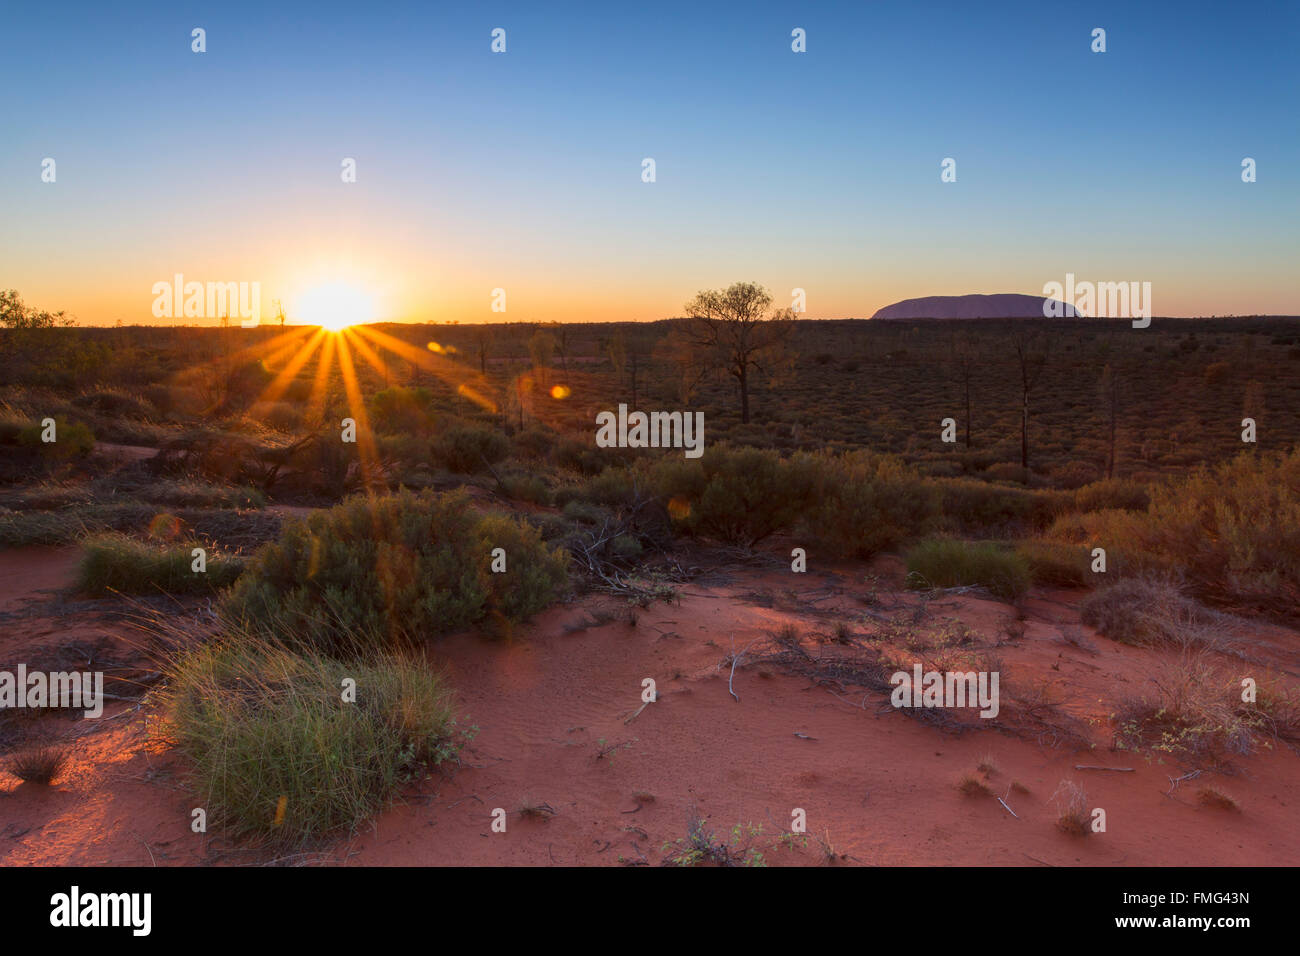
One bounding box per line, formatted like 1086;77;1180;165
2;0;1296;323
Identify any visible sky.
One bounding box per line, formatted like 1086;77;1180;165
2;0;1297;325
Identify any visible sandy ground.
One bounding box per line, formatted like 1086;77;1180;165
1;546;1297;867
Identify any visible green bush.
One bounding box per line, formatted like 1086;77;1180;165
78;533;244;594
802;451;936;558
1015;538;1091;588
906;539;1032;601
930;477;1061;535
554;437;612;476
370;386;436;435
17;417;95;460
222;489;568;652
497;471;551;505
650;445;817;547
432;423;510;473
164;632;463;846
1072;478;1150;513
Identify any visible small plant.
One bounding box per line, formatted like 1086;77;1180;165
1197;786;1240;811
957;772;992;797
1052;779;1090;836
7;744;68;785
518;799;558;820
976;754;1001;776
662;814;768;867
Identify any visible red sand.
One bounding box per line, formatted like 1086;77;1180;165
1;547;1297;867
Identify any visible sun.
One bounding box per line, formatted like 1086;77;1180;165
296;281;376;331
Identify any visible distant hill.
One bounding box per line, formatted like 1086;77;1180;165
871;293;1079;320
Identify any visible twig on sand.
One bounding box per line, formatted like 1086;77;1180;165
728;654;740;702
624;696;655;725
1074;765;1134;772
1164;769;1202;797
997;790;1020;819
1023;853;1056;867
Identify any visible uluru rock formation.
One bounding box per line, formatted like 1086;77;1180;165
871;293;1079;319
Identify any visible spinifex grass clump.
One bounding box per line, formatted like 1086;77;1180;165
222;488;568;653
906;538;1032;601
78;532;244;594
163;627;463;847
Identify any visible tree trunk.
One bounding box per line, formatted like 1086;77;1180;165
739;368;750;424
964;380;971;448
1021;390;1029;471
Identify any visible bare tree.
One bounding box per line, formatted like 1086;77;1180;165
1011;329;1052;473
949;331;980;448
528;327;555;386
1098;362;1122;479
676;282;795;424
473;324;494;375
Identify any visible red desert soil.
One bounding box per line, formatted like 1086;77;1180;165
1;547;1297;867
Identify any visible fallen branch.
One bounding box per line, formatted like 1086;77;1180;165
1074;765;1134;772
997;791;1020;819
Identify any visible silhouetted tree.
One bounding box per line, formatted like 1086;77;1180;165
675;282;795;424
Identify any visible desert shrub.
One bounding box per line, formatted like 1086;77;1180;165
802;451;936;558
222;489;568;652
560;499;608;525
370;386;436;435
512;428;554;460
1203;362;1231;386
78;533;244;594
246;400;301;432
431;423;510;474
553;437;610;476
128;478;265;510
1071;478;1149;513
17;417;95;461
1080;577;1241;649
984;462;1028;484
376;433;432;471
1051;460;1100;490
1063;450;1300;616
0;502;150;547
70;388;152;419
906;539;1031;601
1112;651;1254;761
6;744;68;785
164;632;462;846
497;471;551;505
142;383;204;417
1015;538;1090;588
930;477;1060;535
1052;780;1090;836
650;445;818;547
555;467;638;510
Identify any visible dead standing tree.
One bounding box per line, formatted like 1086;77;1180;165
1011;328;1052;474
949;330;981;448
674;282;795;424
